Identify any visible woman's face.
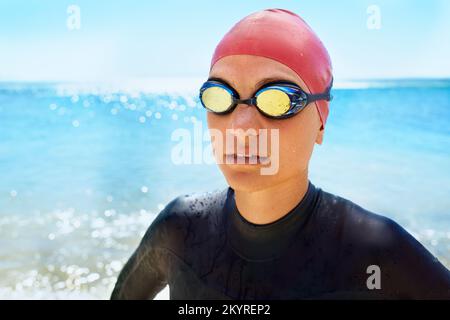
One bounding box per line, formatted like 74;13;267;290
207;55;324;192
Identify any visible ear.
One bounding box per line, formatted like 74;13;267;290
315;126;324;145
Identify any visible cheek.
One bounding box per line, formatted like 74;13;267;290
278;117;317;171
207;113;228;154
207;113;225;134
206;112;220;128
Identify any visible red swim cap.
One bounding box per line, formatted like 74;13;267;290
210;8;333;129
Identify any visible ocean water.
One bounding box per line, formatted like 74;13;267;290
0;79;449;299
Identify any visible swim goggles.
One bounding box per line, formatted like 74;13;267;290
199;77;333;119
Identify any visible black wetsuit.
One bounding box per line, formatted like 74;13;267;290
110;181;450;299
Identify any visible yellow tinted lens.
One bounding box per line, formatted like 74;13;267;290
201;86;233;113
256;89;291;116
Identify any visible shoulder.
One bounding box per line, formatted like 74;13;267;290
141;188;229;249
154;188;229;225
317;190;450;297
318;188;449;268
315;189;419;252
319;191;409;246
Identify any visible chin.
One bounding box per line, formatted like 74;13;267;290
221;166;280;193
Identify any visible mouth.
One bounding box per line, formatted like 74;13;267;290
224;153;270;165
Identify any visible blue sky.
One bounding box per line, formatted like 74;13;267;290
0;0;449;81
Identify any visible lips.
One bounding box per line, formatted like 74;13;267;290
224;153;270;165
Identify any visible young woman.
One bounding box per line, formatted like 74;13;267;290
111;8;450;299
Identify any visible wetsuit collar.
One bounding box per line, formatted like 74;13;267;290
225;180;320;262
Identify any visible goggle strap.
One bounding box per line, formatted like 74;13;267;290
307;92;332;103
306;77;334;103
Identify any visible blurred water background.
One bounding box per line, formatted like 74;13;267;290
0;78;449;299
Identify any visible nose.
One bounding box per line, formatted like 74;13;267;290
227;102;263;154
230;102;261;133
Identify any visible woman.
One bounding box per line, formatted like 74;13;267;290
111;8;450;299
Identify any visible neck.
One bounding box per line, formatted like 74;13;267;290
233;171;309;225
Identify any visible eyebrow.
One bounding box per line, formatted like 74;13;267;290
207;76;299;91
